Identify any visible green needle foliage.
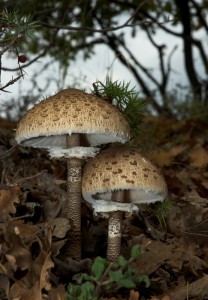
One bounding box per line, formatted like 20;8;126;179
0;9;39;45
154;199;173;229
92;76;145;138
146;199;173;230
66;245;149;300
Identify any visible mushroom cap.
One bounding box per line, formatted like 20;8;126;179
15;88;131;150
82;146;168;213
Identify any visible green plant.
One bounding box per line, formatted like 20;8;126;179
147;199;173;230
66;245;150;300
0;9;39;43
154;200;173;229
92;76;145;138
0;9;39;93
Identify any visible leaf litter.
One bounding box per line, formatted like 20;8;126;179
0;116;207;300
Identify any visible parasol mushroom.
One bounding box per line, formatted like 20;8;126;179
82;146;167;262
15;88;130;260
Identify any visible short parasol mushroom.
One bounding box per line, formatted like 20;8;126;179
15;88;130;260
82;145;167;262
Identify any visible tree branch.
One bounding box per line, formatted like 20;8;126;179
174;0;202;98
1;37;105;72
141;5;208;76
105;33;163;113
0;74;24;92
118;37;160;87
192;39;208;75
167;45;178;80
190;0;208;33
0;34;23;56
144;25;167;93
141;10;183;37
40;0;150;33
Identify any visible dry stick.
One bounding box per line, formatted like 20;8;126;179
0;145;17;159
107;190;124;262
64;133;83;260
14;170;47;184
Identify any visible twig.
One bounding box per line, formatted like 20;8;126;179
94;261;113;296
40;6;174;34
0;145;17;159
2;37;104;71
40;0;149;33
0;34;23;56
14;170;48;185
0;74;24;92
181;231;208;237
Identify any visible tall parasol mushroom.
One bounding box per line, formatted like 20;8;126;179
15;88;130;260
82;146;168;262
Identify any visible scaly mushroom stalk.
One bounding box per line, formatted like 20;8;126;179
64;134;82;259
107;190;124;262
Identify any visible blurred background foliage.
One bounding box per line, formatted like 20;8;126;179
0;0;207;120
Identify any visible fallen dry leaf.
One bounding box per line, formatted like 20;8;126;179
12;220;40;243
51;239;67;257
149;145;186;166
0;185;21;220
132;241;183;276
50;217;71;238
166;275;208;300
0;274;9;299
161;297;171;300
150;296;170;300
39;251;54;291
15;249;54;293
48;284;66;300
129;289;139;300
189;146;208;167
9;281;42;300
4;223;32;271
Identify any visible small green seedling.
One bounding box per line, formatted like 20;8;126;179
66;244;150;300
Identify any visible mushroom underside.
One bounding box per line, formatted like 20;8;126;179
48;147;99;159
17;133;127;148
83;188;166;214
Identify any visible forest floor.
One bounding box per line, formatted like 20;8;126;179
0;115;207;300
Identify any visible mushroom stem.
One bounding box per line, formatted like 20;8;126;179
107;190;124;262
64;134;82;260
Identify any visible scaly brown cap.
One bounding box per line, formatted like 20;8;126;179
15;88;131;149
82;146;168;213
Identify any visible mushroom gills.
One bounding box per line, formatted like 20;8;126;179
92;189;166;203
20;133;126;148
